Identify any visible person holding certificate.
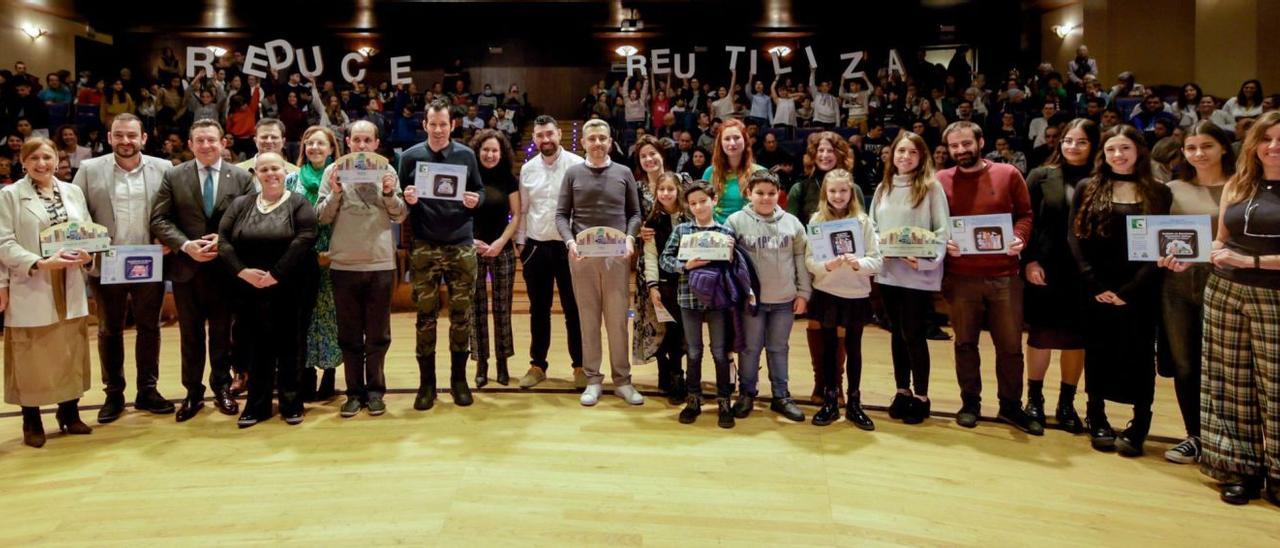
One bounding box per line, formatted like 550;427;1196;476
0;138;95;448
1157;121;1234;465
555;118;642;407
1199;111;1280;505
870;130;949;425
1067;124;1171;457
397;99;485;410
939;121;1040;435
71;113;176;423
1021;118;1100;434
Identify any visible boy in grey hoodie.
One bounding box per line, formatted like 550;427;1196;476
725;170;811;422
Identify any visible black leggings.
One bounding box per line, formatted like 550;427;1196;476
879;284;933;396
820;322;864;400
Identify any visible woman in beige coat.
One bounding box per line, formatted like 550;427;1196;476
0;138;95;448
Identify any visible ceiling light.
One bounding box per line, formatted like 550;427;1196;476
207;45;227;57
615;45;638;57
769;46;792;57
358;46;378;58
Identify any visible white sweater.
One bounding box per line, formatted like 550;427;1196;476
804;212;882;299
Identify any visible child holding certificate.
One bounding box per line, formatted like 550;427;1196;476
804;169;882;428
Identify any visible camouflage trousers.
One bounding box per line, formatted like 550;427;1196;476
410;241;478;357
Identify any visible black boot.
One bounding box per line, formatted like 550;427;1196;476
845;394;875;431
1056;383;1084;434
678;395;702;424
414;355;437;411
812;390;840;427
496;357;510;386
55;400;92;435
1024;395;1046;432
451;351;474;406
299;368;318;402
316;368;337;401
717;398;735;429
667;371;688;405
475;359;490;389
1086;399;1115;452
21;407;45;448
1116;407;1152;457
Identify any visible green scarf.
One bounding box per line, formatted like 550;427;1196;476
297;161;327;205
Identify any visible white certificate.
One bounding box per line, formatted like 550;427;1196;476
949;213;1014;255
1126;214;1213;263
414;161;468;201
333;151;390;186
677;230;734;261
575;226;628;258
807;218;862;263
99;245;164;284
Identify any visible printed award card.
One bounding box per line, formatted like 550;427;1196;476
39;221;111;257
333;151;390;186
99;245;164;284
879;225;943;258
677;230;734;261
949;213;1014;255
807;218;863;263
575;226;629;257
1126;214;1212;263
414;161;468;201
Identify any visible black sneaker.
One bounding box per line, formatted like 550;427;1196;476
717;398;735;429
1164;436;1201;464
770;398;805;422
997;404;1045;436
955;401;981;428
366;394;387;416
678;397;702;424
731;394;754;418
888;393;912;420
339;397;363;418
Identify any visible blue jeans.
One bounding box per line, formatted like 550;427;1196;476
681;307;733;398
739;301;795;398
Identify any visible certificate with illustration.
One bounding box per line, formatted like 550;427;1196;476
99;245;164;284
807;218;862;263
1126;214;1212;263
414;161;467;201
575;226;628;258
39;221;112;257
878;226;943;258
677;230;734;261
949;214;1014;255
333;151;390;186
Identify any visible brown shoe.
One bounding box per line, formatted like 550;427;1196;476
230;372;249;396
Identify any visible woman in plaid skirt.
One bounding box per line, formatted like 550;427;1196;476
1200;111;1280;505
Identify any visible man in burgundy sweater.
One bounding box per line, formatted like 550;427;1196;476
938;121;1043;436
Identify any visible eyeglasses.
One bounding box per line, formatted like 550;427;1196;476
1244;186;1280;238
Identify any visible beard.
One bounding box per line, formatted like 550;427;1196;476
953;150;979;168
538;141;558;157
113;144;140;158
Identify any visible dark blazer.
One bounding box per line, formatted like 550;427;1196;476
150;159;254;282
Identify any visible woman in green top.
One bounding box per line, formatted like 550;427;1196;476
286;125;344;401
704;118;761;223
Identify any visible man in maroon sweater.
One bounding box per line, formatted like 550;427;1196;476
938;121;1043;436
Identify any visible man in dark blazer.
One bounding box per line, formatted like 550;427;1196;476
150;118;253;422
73;113;176;423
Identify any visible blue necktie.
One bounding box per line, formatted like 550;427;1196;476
202;168;215;216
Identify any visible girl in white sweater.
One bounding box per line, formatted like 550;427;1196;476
804;169;883;428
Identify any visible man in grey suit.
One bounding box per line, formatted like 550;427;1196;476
73;113;175;423
150;118;254;422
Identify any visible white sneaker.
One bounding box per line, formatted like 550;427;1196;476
615;384;645;405
580;384;602;406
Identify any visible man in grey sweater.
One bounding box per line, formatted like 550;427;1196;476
555;119;643;406
315;120;408;418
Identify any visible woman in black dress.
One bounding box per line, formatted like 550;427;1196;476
1068;124;1172;457
1022;118;1098;433
219;152;318;428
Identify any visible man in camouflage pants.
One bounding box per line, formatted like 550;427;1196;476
398;99;486;410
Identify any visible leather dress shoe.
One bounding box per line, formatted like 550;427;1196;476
731;394;754;418
175;398;205;422
213;388;239;415
237;410;262;429
98;393;126;424
229;372;249;396
1220;479;1262;505
135;390;176;414
770;398;806;422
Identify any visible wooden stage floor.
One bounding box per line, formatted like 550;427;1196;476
1;313;1276;545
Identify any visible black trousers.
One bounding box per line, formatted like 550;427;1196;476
236;281;301;415
520;239;582;370
89;278;164;396
173;271;234;399
879;283;933;397
332;269;394;400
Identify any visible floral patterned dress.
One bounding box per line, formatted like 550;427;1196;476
286;165;342;370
